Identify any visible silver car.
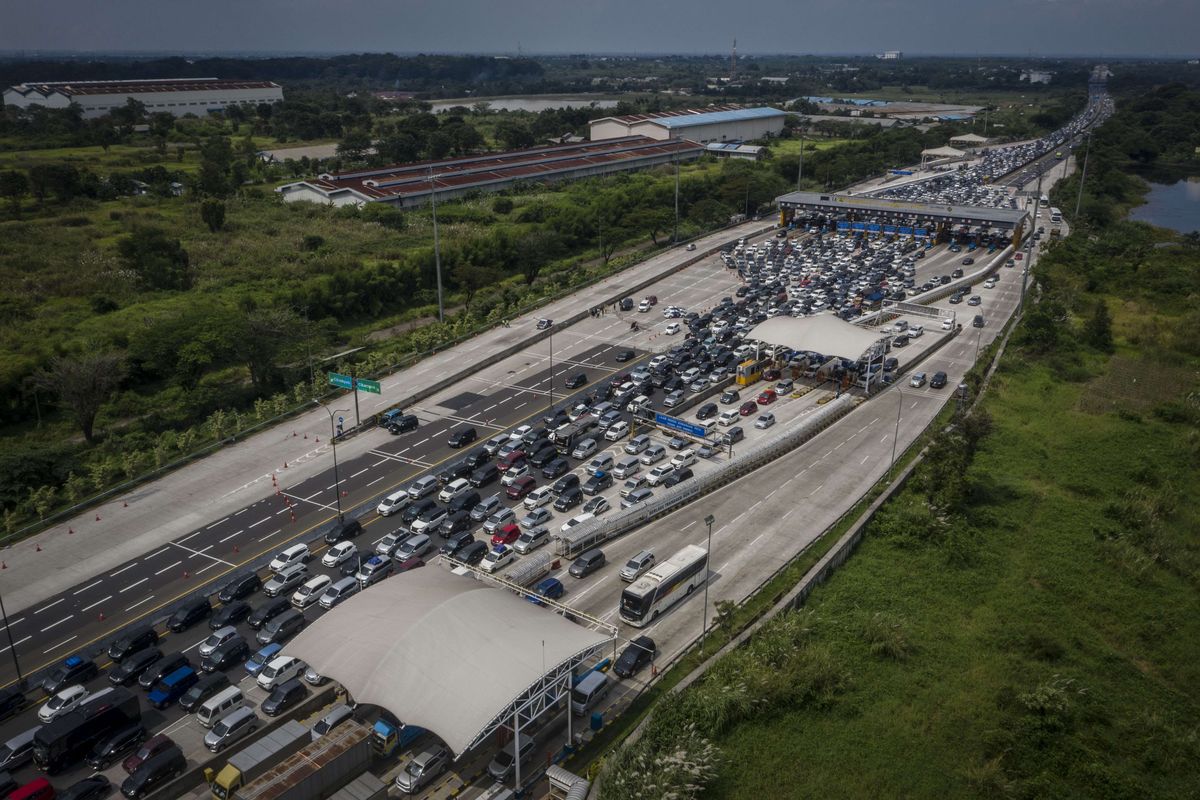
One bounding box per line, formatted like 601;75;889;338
199;626;239;658
204;706;258;752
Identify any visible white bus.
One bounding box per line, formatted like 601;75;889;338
1049;207;1063;224
619;544;708;627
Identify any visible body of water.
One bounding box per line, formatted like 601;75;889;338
1128;177;1200;234
429;96;618;113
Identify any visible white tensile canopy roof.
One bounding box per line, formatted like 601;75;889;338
285;567;609;755
921;145;967;158
949;132;990;144
749;315;888;361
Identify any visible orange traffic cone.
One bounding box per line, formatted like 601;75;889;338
35;544;41;552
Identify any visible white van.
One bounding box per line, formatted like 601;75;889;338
376;490;410;517
718;410;740;427
571;671;610;716
438;478;471;504
268;543;309;573
197;685;244;728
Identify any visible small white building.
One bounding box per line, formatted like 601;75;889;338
589;106;787;144
2;78;284;119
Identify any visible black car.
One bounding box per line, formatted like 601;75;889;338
663;468;694;487
217;573;262;604
340;553;374;578
438;510;472;537
262;678;307;717
892;335;910;348
138;652;190;690
246;597;290;630
952;268;965;278
108;647;163;687
462;447;491;471
554;487;584;512
527;445;558;468
120;746;186;799
457;541;489;566
583;472;613;496
930;371;948;389
440;531;475;557
973;315;985;328
402;498;437;525
564;373;587;390
209;600;252;630
720;426;744;446
447;490;481;514
695;403;718;420
615;349;635;363
0;687;27;722
201;636;251;673
552;473;580;495
613;636;657;678
107;626;159;663
542;457;570;480
41;655;99;695
323;518;363;546
386;414;419;434
167;597;212;633
447;427;478;448
179;673;230;713
86;724;147;770
720;389;741;405
436;460;473;485
59;775;115;800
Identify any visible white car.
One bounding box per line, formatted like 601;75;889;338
199;626;240;658
941;318;954;331
291;574;333;609
40;684;89;723
646;464;675;486
509;424;533;442
755;413;776;430
523;485;554;510
664;322;681;335
560;512;595;532
480;545;516;574
322;541;357;568
908;324;924;337
514;526;551;554
520;507;553;531
501;464;530;487
376;490;410;517
257;655;305;691
604;421;629;441
582;496;610;516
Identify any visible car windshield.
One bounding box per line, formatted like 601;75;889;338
212;719;232;736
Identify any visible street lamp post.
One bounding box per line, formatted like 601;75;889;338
548;333;555;413
890;386;903;470
796;132;805;189
700;514;715;655
428;168;445;324
0;592;24;687
1074;130;1092;220
313;400;348;521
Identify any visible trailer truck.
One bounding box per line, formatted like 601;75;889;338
33;687;141;774
206;720;309;800
236;720;373;800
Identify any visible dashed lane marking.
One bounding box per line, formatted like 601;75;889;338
219;530;244;543
73;580;102;596
109;564;137;578
248;517;269;529
39;616;72;633
124;596;155;612
43;636;77;655
34;598;65;615
119;578;148;594
80;596;110;613
154;560;183;576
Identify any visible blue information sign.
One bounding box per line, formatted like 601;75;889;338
899;226;913;235
851;222;866;231
883;225;897;234
914;227;928;237
654;412;707;439
836;221;850;230
867;223;881;233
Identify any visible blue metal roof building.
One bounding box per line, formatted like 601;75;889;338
656;107;786;129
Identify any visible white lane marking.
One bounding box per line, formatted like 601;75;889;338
125;596;156;612
373;459;390;467
351;469;369;478
259;529;282;543
120;578;149;593
171;541;234;566
183;636;208;654
43;635;77;654
154;560;183;576
39;615;73;633
367;476;385;487
177;531;202;545
809;483;825;497
248;517;269;529
881;435;889;443
145;547;170;559
219;530;244;544
110;564;137;578
0;636;31;654
72;580;103;596
681;520;696;531
234;509;248;516
861;455;871;465
206;517;231;530
305;491;323;500
195;562;221;575
34;598;65;614
80;595;111;613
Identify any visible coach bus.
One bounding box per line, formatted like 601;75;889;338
1049;207;1063;224
619;544;708;627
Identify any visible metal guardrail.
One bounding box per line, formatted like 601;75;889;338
554;394;855;558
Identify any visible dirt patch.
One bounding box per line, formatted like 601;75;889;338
1076;356;1193;415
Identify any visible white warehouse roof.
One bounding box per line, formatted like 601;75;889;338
749;315;889;361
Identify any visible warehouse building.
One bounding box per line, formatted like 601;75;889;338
277;135;703;208
588;106;786;144
2;78;284;119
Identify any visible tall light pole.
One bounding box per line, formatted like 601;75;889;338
547;332;555;413
0;592;24;688
890;385;903;470
428;167;445;323
1073;130;1092;220
795;131;806;189
700;514;715;655
673;157;680;244
313;400;348;521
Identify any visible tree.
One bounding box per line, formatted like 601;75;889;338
337;129;372;162
1083;299;1114;353
200;198;226;233
118;227;192;291
197;135;234;197
452;263;501;309
495;119;535;150
234;306;315;391
33;351;126;444
0;170;28;218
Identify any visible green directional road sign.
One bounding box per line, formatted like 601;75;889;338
328;372;353;390
356;378;381;395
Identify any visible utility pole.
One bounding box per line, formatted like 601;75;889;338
428;167;445;323
673;158;680;244
700;514;715;654
1021;170;1043;315
795;132;805;189
313;401;347;521
1074;130;1092;220
0;592;24;688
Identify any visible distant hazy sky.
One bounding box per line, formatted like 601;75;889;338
1;0;1196;58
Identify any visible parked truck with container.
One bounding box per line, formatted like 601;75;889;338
206;720;310;800
235;720;373;800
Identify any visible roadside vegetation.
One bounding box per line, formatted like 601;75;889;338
596;85;1200;799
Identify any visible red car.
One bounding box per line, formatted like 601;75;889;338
739;401;759;417
506;475;536;500
491;523;521;546
762;368;781;381
123;733;175;774
395;556;425;573
497;450;526;471
757;389;778;405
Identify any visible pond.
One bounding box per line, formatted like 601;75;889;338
1128;176;1200;234
429;96;618;113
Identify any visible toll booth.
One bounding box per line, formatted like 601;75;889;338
736;358;771;386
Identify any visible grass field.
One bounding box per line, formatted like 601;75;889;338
769;138;852;157
701;352;1200;799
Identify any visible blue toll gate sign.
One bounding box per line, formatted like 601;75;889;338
653;412;707;439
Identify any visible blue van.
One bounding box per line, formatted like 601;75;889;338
147;666;199;710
